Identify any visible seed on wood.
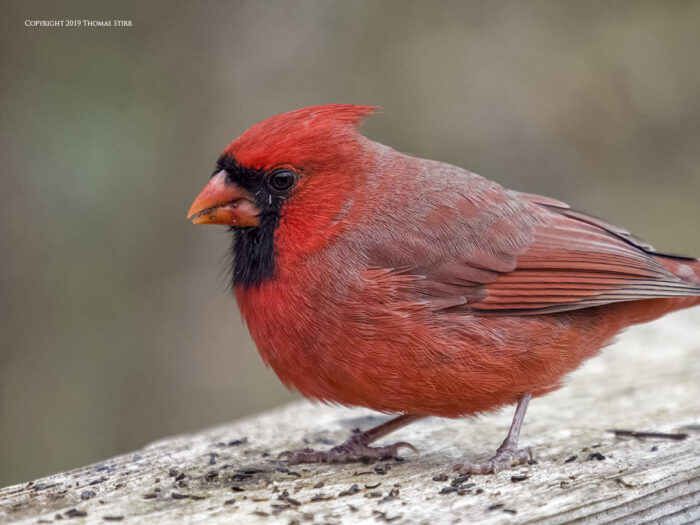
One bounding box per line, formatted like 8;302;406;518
458;483;476;493
279;495;301;506
373;510;403;522
338;484;360;496
89;477;107;486
451;474;470;487
586;452;606;461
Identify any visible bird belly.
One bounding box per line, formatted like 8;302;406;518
242;289;629;418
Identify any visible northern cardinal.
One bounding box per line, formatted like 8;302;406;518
188;105;700;474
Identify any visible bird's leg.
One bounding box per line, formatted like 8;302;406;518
279;414;422;465
454;393;532;475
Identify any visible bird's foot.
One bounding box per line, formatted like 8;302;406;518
453;445;531;475
278;434;417;465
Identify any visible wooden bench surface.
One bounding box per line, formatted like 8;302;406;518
1;309;699;524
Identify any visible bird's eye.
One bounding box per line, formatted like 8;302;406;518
268;170;297;192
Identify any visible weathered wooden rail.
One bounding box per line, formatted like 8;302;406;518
1;309;699;524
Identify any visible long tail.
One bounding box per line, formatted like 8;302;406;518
661;255;700;285
625;255;700;325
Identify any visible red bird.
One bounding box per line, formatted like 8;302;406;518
188;105;700;474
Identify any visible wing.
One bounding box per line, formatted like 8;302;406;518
368;171;700;316
469;200;700;315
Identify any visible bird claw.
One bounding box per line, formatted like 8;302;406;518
453;446;531;475
278;439;417;465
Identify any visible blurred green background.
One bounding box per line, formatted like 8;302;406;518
1;0;699;487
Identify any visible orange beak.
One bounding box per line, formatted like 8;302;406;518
187;170;261;227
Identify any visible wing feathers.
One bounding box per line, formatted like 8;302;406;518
423;194;700;315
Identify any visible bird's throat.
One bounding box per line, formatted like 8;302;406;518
231;210;280;288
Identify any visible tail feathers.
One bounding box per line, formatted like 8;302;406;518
624;256;700;325
657;255;700;311
657;255;700;288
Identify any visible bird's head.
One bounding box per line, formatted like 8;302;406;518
187;104;378;287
